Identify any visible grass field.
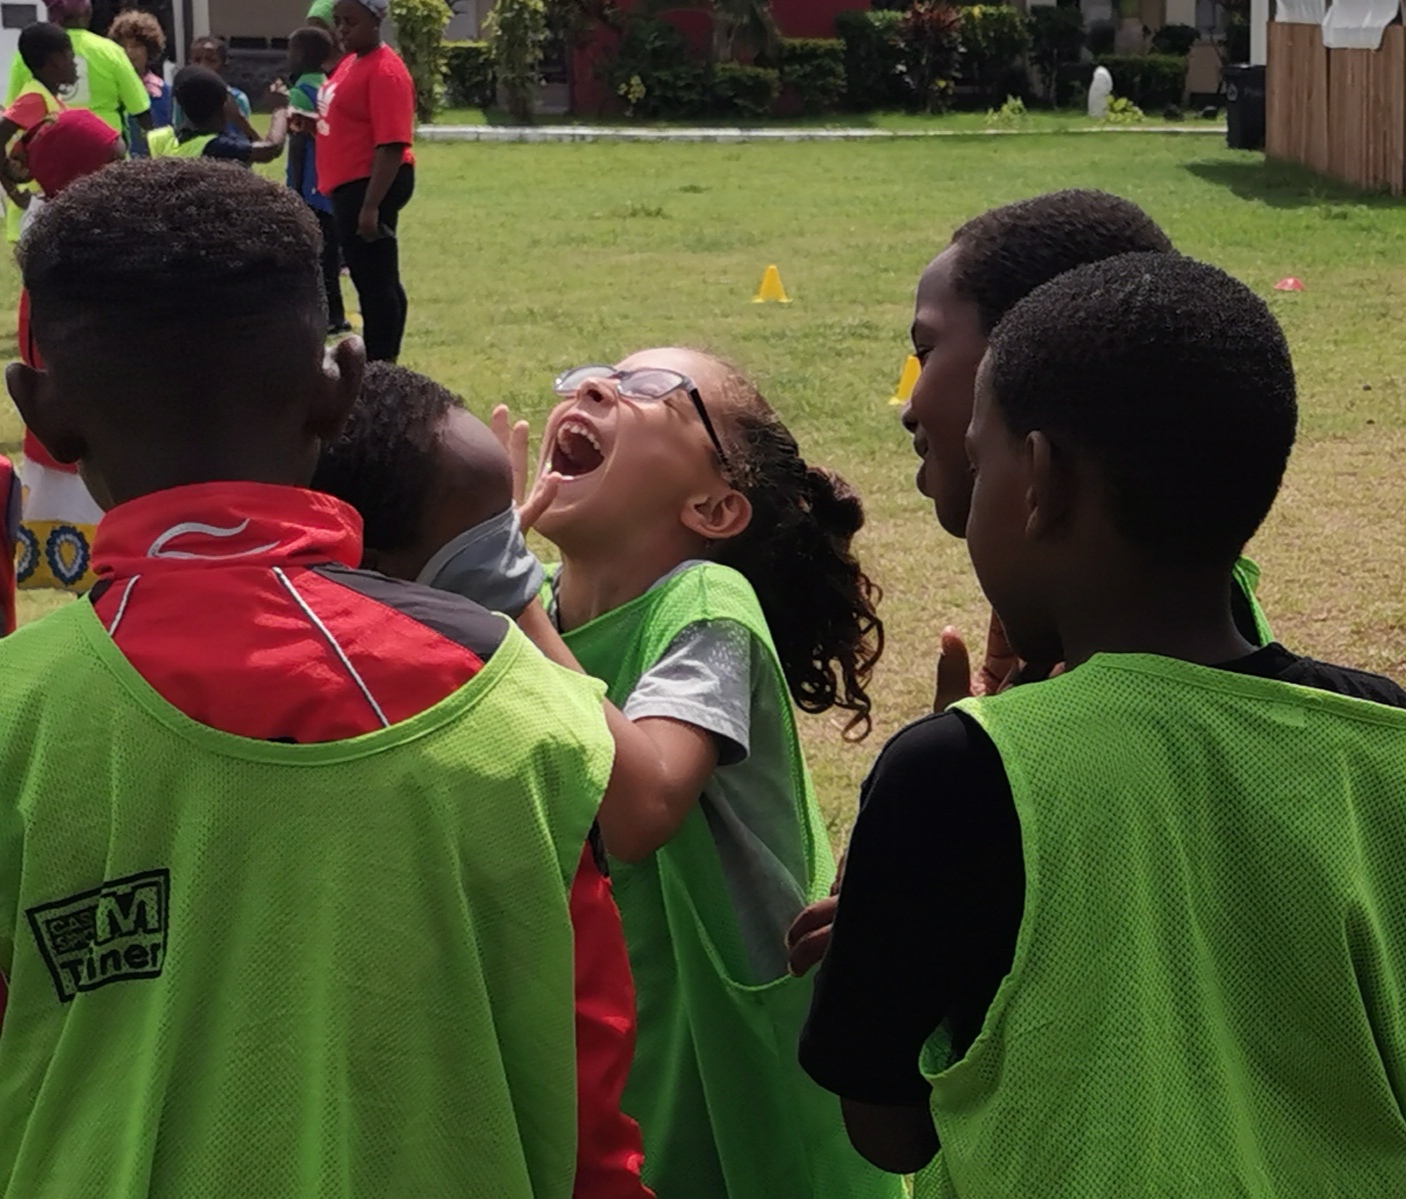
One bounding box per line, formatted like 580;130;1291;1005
3;131;1404;838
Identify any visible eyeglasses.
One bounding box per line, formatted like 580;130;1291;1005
553;365;731;469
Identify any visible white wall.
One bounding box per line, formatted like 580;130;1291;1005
0;1;42;100
1250;0;1269;62
447;0;496;40
206;0;307;39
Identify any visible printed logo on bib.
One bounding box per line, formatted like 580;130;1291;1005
27;870;170;1003
59;58;90;107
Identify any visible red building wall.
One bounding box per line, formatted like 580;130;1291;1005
570;0;872;115
774;0;871;38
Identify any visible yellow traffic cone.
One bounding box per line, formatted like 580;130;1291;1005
888;354;921;405
752;264;791;304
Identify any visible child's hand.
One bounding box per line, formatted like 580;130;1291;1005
492;404;561;531
786;896;837;977
356;206;382;241
785;853;844;977
935;613;1061;712
933;614;1020;712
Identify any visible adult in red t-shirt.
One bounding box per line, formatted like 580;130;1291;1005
318;0;415;362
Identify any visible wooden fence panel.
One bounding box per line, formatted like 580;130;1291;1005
1327;27;1405;193
1267;22;1331;174
1268;22;1405;194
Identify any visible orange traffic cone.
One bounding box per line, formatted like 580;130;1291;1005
752;264;791;304
1274;277;1304;292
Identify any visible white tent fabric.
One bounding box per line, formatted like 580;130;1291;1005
1321;0;1401;48
1276;0;1327;24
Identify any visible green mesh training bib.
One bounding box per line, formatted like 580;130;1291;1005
914;654;1406;1198
553;562;904;1199
148;131;215;159
0;600;612;1199
145;127;180;157
1233;555;1273;645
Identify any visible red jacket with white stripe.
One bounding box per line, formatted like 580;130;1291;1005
81;481;651;1199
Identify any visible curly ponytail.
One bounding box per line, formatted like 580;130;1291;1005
708;366;885;739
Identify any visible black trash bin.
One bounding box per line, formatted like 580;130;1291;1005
1224;63;1266;151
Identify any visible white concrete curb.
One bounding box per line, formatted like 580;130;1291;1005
417;123;1228;144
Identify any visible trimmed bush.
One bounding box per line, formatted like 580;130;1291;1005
1095;53;1188;109
484;0;550;122
443;40;495;109
710;63;781;118
901;1;963;113
606;16;709;119
1150;23;1199;56
1086;20;1115;56
1027;5;1085;104
959;6;1030;104
779;38;846;113
836;9;912;110
1055;61;1090;107
1225;12;1250;62
390;0;450;123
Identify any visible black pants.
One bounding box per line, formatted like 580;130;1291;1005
332;164;415;362
312;207;346;329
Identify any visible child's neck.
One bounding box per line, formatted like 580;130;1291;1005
1055;561;1256;672
554;542;700;632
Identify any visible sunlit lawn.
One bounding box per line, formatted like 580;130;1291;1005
4;131;1404;837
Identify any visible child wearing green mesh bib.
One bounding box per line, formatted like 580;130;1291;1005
802;254;1406;1198
497;348;902;1199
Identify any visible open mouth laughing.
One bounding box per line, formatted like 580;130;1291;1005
550;417;607;479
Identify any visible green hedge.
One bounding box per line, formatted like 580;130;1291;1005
779;38;846;113
442;40;495;108
1096;54;1188;109
1026;6;1084;103
959;5;1030;103
835;9;912;110
606;17;709;119
1150;23;1199;56
710;64;781;118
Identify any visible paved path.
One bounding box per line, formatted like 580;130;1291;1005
418;123;1228;144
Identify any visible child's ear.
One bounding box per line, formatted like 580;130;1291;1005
681;487;752;543
310;335;366;441
1023;430;1074;540
6;361;85;465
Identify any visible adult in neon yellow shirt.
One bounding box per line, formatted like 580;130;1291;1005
7;0;151;137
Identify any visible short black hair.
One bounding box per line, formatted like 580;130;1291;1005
986;252;1297;567
189;34;229;64
311;363;461;553
288;25;334;77
173;65;227;125
951;190;1175;333
19;22;70;76
21;158;324;406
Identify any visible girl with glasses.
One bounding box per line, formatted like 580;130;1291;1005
499;347;899;1199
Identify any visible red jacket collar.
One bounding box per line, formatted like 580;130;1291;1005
93;482;364;579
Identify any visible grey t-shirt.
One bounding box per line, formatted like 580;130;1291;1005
588;563;811;983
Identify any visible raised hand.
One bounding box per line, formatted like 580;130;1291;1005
933;611;1024;713
491;404;560;531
